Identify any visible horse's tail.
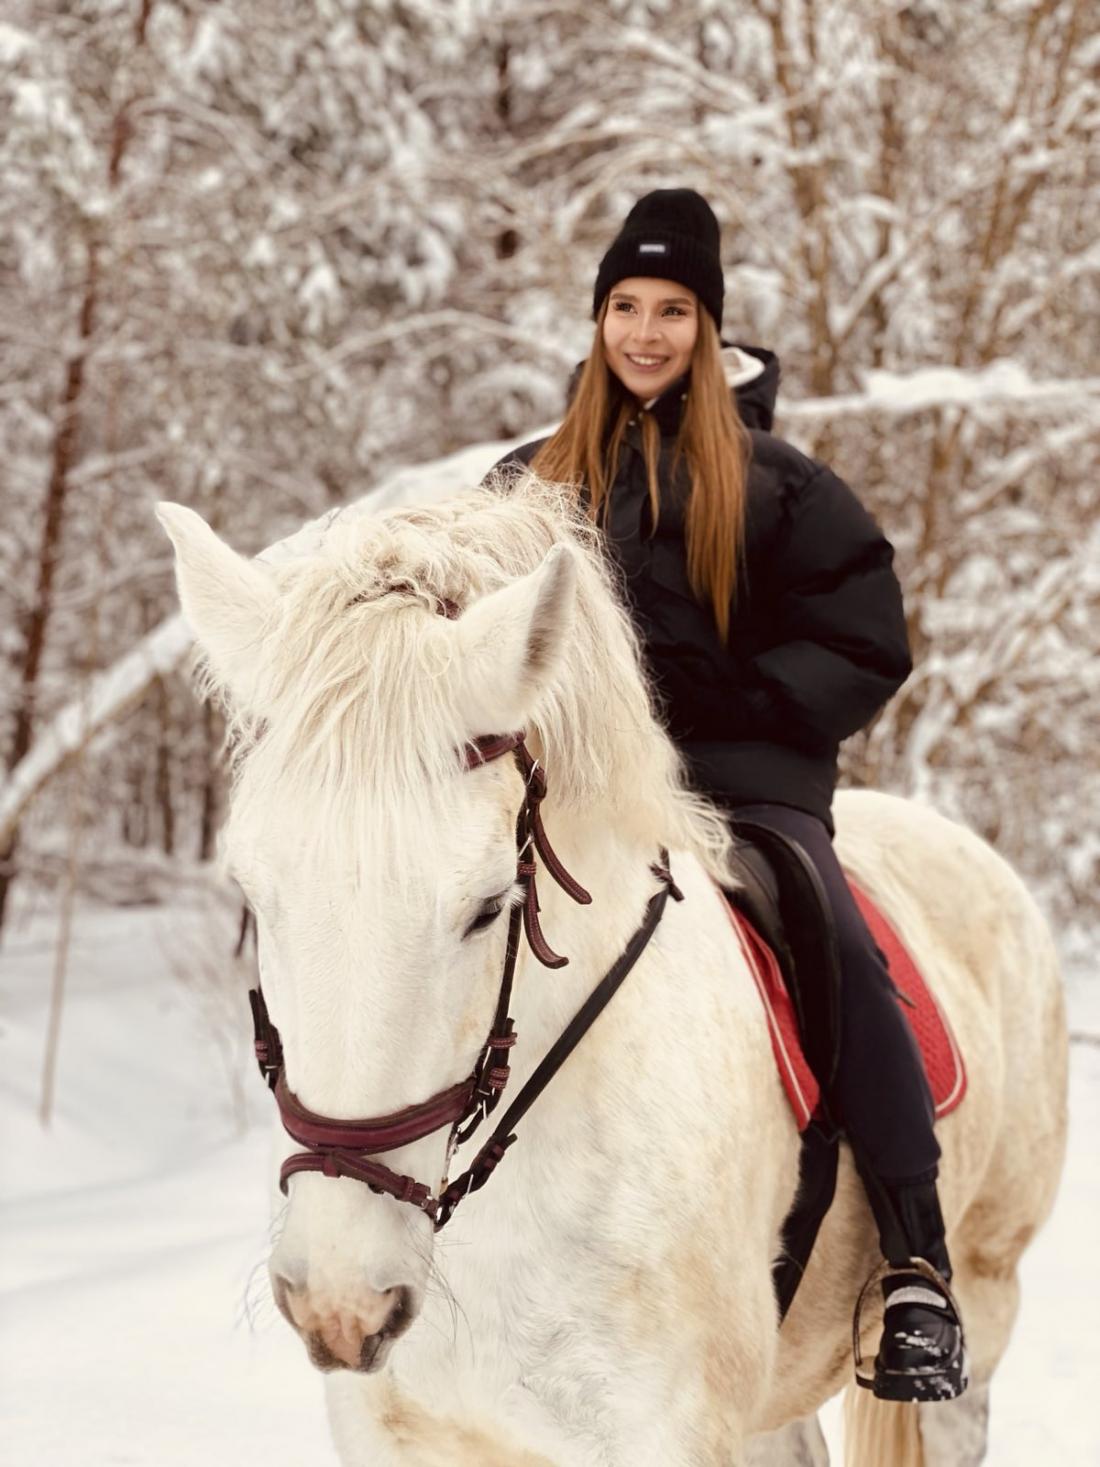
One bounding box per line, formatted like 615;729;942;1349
842;1384;925;1467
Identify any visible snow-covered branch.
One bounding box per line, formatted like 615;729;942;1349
783;365;1100;419
0;616;193;849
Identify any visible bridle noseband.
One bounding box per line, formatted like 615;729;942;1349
247;732;683;1229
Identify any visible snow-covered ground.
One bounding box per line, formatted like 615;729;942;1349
2;895;1096;1465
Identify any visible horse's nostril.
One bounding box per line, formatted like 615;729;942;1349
383;1284;414;1340
353;1285;414;1370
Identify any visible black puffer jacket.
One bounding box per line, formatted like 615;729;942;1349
496;345;911;832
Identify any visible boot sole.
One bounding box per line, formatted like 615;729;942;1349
863;1349;969;1403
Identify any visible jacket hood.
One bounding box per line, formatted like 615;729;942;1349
565;341;781;434
721;343;780;432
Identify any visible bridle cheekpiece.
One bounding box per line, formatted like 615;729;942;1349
247;730;682;1228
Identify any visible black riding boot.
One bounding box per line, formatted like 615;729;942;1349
858;1171;968;1403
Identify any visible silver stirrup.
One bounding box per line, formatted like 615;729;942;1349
852;1255;965;1390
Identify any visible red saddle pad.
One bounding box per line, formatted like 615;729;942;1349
718;876;967;1131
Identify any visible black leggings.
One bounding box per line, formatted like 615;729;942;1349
728;801;940;1183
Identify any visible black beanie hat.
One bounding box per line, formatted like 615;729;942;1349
593;188;724;329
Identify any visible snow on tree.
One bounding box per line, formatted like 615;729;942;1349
0;0;1096;947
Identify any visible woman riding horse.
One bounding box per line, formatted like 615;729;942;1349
494;187;965;1403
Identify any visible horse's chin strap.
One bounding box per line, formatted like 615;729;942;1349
246;734;681;1227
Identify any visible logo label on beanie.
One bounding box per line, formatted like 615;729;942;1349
637;242;668;255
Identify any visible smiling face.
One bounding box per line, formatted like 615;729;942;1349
601;277;700;401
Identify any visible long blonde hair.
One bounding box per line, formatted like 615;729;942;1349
530;306;750;644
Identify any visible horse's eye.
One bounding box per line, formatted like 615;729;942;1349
463;896;508;939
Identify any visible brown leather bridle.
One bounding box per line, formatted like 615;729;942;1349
247;731;682;1230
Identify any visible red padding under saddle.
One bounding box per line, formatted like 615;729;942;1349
719;876;967;1132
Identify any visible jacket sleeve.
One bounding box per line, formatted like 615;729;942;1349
747;465;912;749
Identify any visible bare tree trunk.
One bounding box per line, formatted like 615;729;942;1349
891;406;966;748
0;240;99;932
38;768;85;1127
154;676;175;857
870;17;906;366
494;40;518;261
693;20;709;129
762;0;838;459
0;0;156;934
950;0;1068;367
198;700;222;863
122;761;148;848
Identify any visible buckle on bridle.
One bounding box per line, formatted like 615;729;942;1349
254;1040;280;1085
249;988;283;1090
525;756;547;800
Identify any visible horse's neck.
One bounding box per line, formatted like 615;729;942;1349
505;793;791;1137
431;802;798;1382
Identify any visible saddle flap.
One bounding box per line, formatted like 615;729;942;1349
727;821;843;1093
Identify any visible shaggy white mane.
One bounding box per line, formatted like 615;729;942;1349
212;473;733;879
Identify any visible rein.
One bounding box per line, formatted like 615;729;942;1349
247;732;683;1229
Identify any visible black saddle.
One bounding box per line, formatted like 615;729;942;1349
724;820;846;1322
726;819;843;1093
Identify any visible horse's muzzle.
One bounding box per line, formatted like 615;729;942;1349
274;1273;416;1374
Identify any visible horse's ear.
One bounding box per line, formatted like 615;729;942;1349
452;544;577;735
155;502;278;713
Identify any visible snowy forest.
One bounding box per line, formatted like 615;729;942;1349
2;0;1097;962
2;3;1099;1463
1;0;1097;935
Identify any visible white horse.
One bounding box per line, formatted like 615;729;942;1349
159;477;1067;1467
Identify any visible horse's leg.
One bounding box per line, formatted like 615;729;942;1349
917;1383;990;1466
906;1245;1010;1466
912;1170;1032;1467
744;1413;830;1465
